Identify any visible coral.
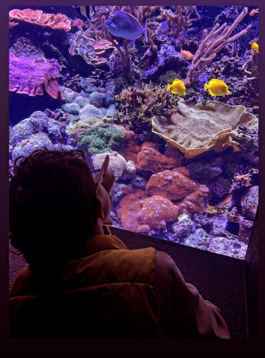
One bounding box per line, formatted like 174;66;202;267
114;83;179;132
184;7;252;85
146;168;199;201
232;124;259;164
176;185;209;216
184;228;211;251
9;53;64;100
72;18;84;29
136;195;179;230
151;99;258;159
117;189;149;233
136;142;180;173
9;9;71;31
119;135;142;163
9;37;45;59
77;123;126;155
156;6;200;40
208;237;247;260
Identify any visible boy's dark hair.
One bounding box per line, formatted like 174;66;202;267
9;148;96;268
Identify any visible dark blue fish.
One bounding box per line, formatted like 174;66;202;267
104;10;147;41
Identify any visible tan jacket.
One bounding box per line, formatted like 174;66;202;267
9;235;230;338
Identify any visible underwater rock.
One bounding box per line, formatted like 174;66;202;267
184;228;211;251
208;237;247;260
88;92;104;108
92;152;127;180
117;189;149;233
211;216;228;235
241;186;258;220
177;186;209;216
171;214;195;238
61;87;79;103
120;160;137;180
238;219;254;244
233;124;259;164
12;132;53;161
187;159;223;179
151;100;258;159
10;111;63;146
79;104;103;117
119;135;141;163
74;96;88;108
136;195;179;230
61;103;80;115
79;78;98;94
77;123;126;155
106;104;116;117
136;142;180;173
9;53;64;100
110;182;133;203
146;169;199;201
132;176;147;190
210;177;231;198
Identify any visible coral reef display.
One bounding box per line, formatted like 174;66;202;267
9;5;259;260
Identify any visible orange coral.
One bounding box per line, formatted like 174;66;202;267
137;195;178;230
9;9;71;31
146;169;199;201
136;142;180;173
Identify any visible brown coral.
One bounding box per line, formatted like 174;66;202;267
151;99;258;159
146;169;199;201
136;142;180;173
9;9;71;31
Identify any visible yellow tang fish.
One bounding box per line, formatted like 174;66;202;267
251;41;259;54
167;79;186;95
204;79;231;96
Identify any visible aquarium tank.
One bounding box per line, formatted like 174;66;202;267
9;5;259;260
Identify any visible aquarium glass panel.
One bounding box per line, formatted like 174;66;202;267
9;6;259;260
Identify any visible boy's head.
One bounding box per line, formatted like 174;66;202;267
9;148;109;268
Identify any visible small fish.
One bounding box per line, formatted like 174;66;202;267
204;79;231;96
180;45;193;59
167;79;186;96
75;6;96;20
249;8;259;16
104;10;148;41
251;41;259;54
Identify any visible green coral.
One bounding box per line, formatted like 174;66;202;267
77;123;125;155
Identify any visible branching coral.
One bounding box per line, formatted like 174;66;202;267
114;83;180;131
156;6;200;41
184;7;252;86
9;9;71;31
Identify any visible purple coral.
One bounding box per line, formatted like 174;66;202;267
9;52;65;100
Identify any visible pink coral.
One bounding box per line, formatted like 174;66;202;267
137;196;178;230
72;18;84;29
9;53;65;100
9;9;71;31
136;142;180;173
146;168;199;201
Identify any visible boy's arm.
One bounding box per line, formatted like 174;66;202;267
155;251;231;339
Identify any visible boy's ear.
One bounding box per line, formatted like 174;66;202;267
96;196;105;219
